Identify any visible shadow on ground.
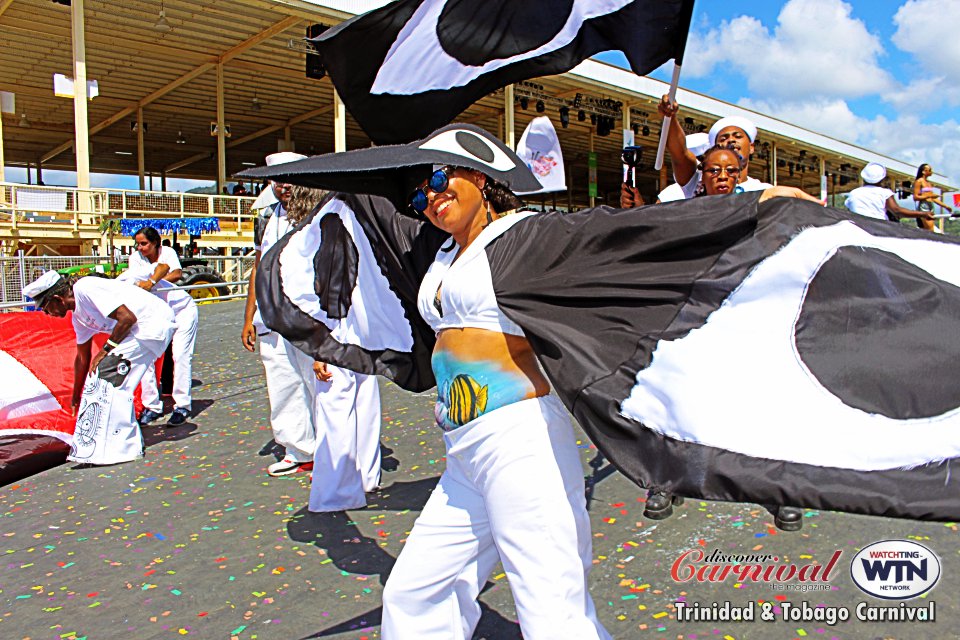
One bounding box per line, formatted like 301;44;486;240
288;477;521;640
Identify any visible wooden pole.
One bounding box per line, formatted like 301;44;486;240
216;63;226;192
504;84;515;150
137;106;145;190
71;0;90;191
333;88;346;152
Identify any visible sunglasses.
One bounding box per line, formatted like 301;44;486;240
411;166;454;214
703;166;741;177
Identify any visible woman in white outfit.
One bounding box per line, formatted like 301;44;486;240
285;185;384;510
301;161;607;639
121;226;198;426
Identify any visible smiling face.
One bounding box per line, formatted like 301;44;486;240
134;233;159;262
701;148;744;195
417;167;489;245
714;126;754;179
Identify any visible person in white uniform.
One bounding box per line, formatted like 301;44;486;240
241;153;319;477
656;95;772;200
281;184;385;509
118;226;198;426
370;165;611;640
26;271;175;465
845;163;932;223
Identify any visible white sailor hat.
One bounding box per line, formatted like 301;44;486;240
708;116;758;146
266;152;308;166
860;163;887;185
22;270;64;306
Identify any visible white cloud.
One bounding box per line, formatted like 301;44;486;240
889;0;960;107
739;96;960;182
685;0;894;100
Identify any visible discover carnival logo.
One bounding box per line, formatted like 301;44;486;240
850;540;941;600
671;547;841;586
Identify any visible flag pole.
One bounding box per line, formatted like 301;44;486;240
654;62;682;171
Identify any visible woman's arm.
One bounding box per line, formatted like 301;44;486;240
136;262;171;291
72;340;93;414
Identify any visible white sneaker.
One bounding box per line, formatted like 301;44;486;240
267;454;305;477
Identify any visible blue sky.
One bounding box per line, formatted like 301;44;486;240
599;0;960;184
8;0;959;189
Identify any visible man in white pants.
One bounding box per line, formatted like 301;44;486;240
241;152;318;477
117;267;198;426
27;271;174;465
309;362;382;511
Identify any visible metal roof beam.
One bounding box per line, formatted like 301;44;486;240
164;105;331;173
39;15;302;165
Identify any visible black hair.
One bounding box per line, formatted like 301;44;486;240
482;177;523;213
34;274;73;308
699;144;747;172
916;164;931;179
134;226;162;248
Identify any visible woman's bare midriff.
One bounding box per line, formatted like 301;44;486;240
431;327;550;430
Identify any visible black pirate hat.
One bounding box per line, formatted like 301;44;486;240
237;123;540;212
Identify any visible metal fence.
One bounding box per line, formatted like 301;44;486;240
0;253;255;309
0;182;257;230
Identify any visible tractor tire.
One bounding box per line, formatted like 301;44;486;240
178;265;230;302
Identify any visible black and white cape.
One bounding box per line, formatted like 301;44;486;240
259;191;960;521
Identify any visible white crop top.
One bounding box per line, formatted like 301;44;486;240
417;213;535;337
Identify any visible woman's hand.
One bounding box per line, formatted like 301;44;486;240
758;186;824;205
241;321;257;352
313;361;333;382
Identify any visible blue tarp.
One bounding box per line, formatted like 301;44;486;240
119;217;220;236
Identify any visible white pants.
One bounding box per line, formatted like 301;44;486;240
140;303;198;411
70;335;170;465
259;331;317;462
381;396;610;640
308;366;382;512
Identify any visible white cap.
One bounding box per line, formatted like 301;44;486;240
265;152;307;166
685;132;711;158
22;270;63;302
860;162;886;184
708;116;758;146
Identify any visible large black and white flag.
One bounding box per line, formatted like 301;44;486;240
258;188;960;521
310;0;696;143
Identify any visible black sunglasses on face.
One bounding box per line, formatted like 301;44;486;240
411;166;454;213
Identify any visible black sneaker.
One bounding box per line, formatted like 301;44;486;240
139;408;163;425
168;407;190;426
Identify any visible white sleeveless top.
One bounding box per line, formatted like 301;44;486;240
417;212;535;337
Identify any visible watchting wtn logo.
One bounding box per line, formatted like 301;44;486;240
850;540;941;600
